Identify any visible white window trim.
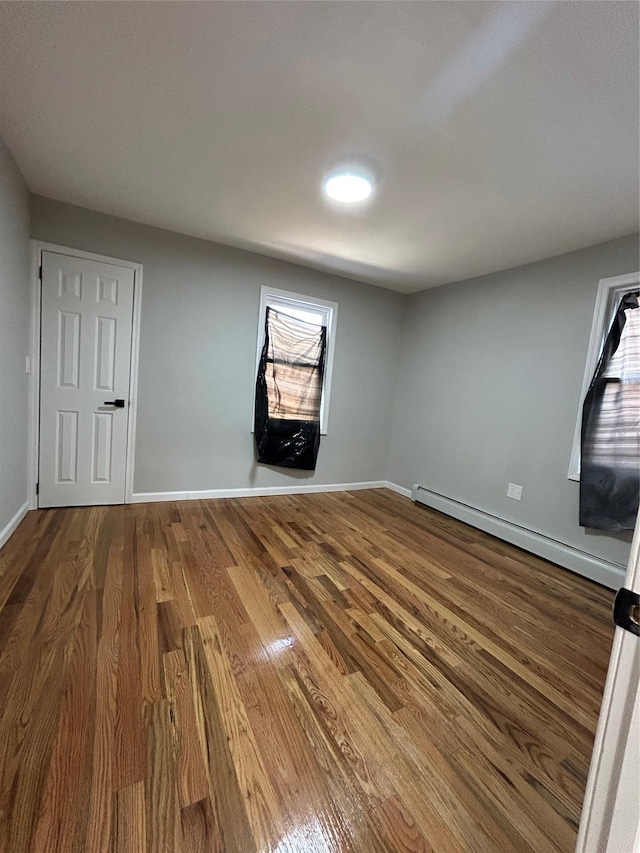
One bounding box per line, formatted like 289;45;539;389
253;286;338;435
568;271;640;481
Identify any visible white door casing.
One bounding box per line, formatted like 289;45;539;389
39;251;135;507
576;512;640;853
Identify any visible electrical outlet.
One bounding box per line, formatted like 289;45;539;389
507;482;523;501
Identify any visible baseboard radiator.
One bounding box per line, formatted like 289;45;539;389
411;484;625;591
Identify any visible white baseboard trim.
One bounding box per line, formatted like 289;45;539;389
0;501;30;551
412;484;626;590
130;480;392;504
384;481;413;498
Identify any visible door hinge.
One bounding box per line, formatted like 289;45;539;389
613;587;640;637
39;264;42;281
36;483;39;496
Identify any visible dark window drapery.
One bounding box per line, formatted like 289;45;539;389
580;291;640;531
254;307;326;470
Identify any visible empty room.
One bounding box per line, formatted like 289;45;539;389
0;2;639;851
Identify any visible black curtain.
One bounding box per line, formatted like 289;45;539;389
254;307;326;470
580;291;640;531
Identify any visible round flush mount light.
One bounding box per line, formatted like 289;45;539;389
323;171;374;203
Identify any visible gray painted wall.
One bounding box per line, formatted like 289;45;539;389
26;195;640;568
387;235;640;567
31;196;404;494
0;140;31;532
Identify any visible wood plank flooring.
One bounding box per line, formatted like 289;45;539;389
0;489;615;852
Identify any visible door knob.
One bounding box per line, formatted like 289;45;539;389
103;399;126;408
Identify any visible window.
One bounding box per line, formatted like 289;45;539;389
568;271;640;481
253;287;338;434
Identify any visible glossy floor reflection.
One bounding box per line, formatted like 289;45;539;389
0;490;614;852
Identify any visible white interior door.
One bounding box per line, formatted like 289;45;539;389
39;251;135;507
576;512;640;852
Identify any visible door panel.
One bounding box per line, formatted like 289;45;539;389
91;411;114;483
576;515;640;852
39;252;135;507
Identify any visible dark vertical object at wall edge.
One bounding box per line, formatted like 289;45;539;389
254;307;326;471
580;291;640;531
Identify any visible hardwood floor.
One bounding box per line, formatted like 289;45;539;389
0;489;614;852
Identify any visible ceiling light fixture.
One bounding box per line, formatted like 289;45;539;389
323;172;373;203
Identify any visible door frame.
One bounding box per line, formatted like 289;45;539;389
29;241;143;508
576;511;640;851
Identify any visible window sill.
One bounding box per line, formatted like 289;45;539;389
250;429;328;437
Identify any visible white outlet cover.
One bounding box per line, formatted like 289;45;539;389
507;483;523;501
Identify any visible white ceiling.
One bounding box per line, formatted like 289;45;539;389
0;1;638;293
